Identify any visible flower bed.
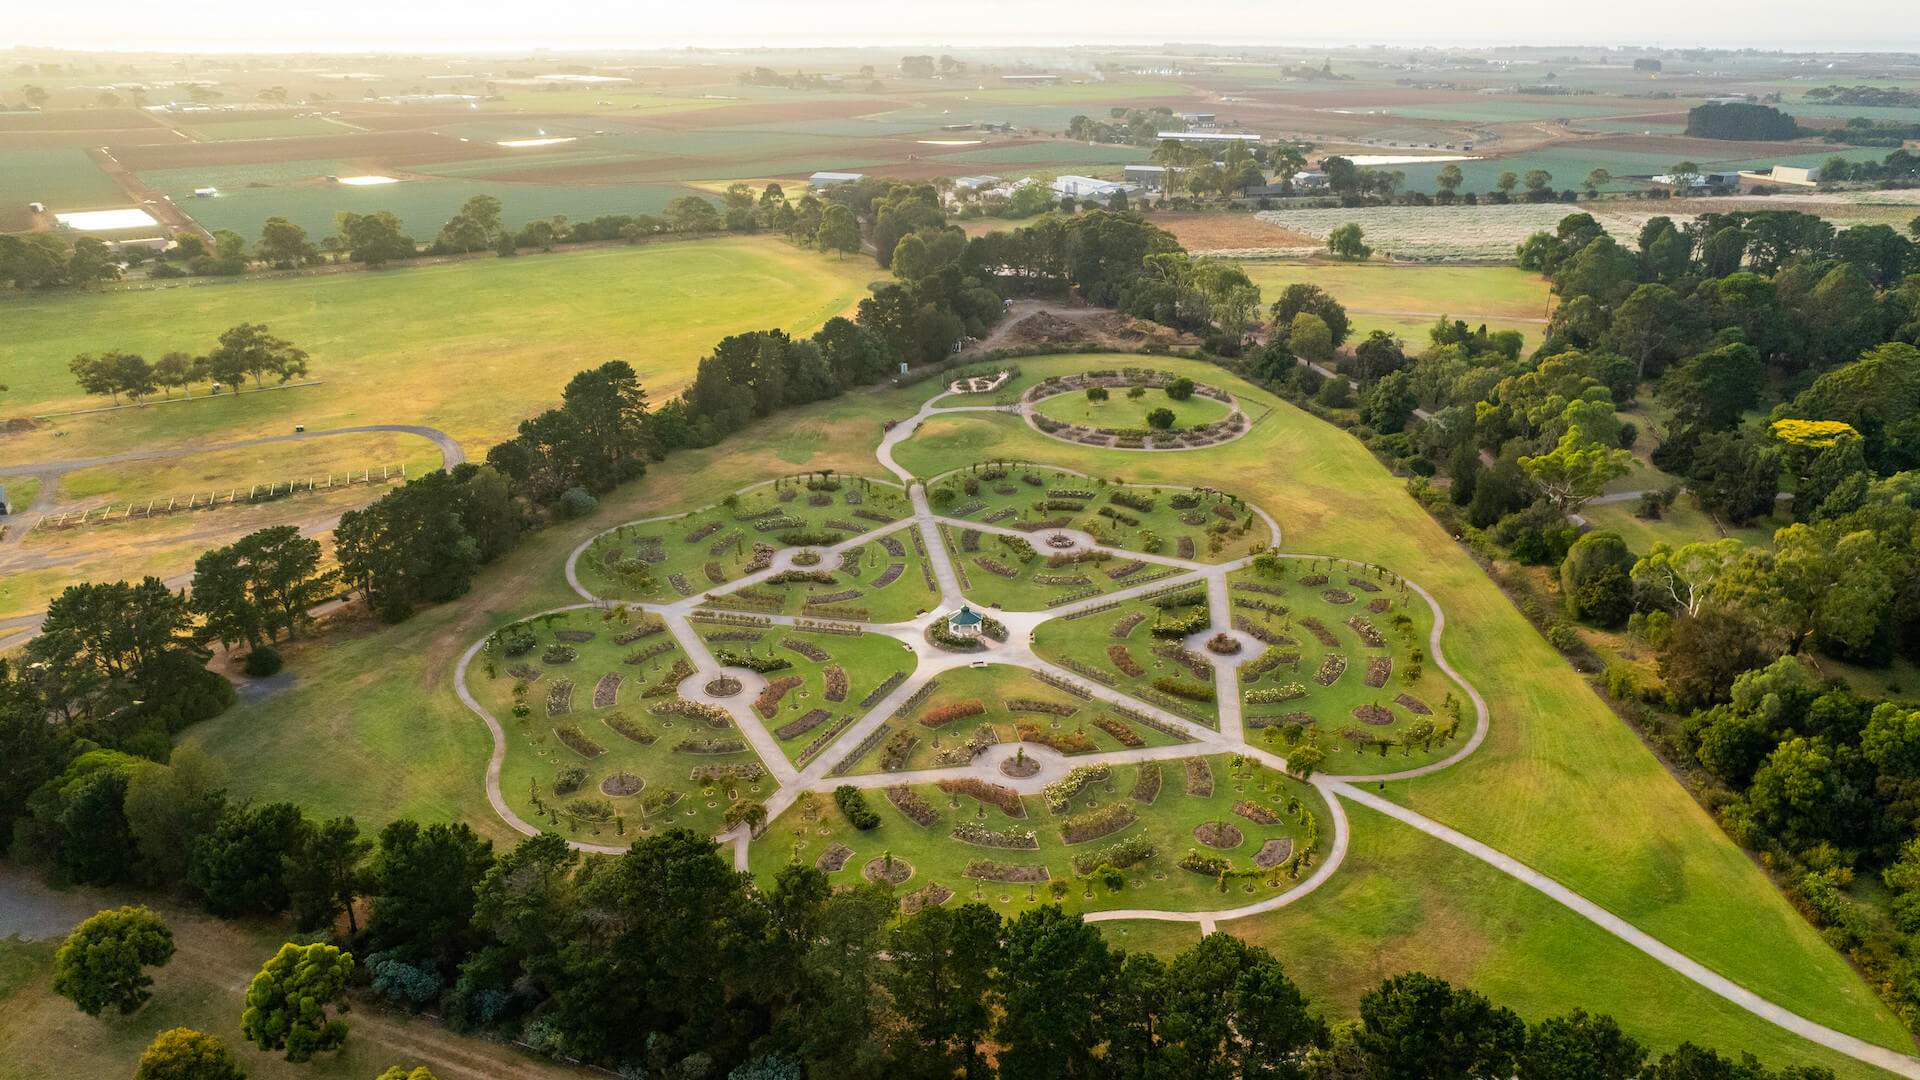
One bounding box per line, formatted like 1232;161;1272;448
1205;632;1242;656
1106;560;1148;580
546;680;575;717
1184;758;1214;797
592;674;622;709
879;535;907;557
1151;675;1215;703
704;676;742;698
1347;617;1387;648
1195;821;1243;849
1314;654;1348;686
1353;704;1395;726
642;659;696;699
507;664;542;683
779;637;831;662
743;543;777;573
1245;683;1307;705
668;574;694;596
1093;715;1144;748
1348;577;1382;593
901;883;954;915
1232;800;1282;826
1111;612;1146;638
817;843;855;872
775;709;832;740
554;629;596;644
1246;711;1313;731
708;531;744;557
768;569;836;586
1322;589;1356;606
870;562;909;591
821;665;849;703
808;589;865;606
1155;643;1214;680
952;820;1039;849
674;736;747;754
554;765;588;797
933;726;1000;769
1151;607;1210;639
683;521;722;545
753;676;804;717
542;644;578;665
865;856;914;886
1365;656;1393;688
554;722;606;758
880;729;919;771
1254;838;1296;869
860;670;908;708
1369;597;1393;614
886;785;939;827
919;700;987;728
1241;648;1297;682
612;615;669;645
1180;851;1231;876
974;557;1018;579
938;778;1026;818
652;697;733;728
1015;722;1098;754
602;772;645;797
1006;698;1076;717
1130;763;1163;803
603;713;656;745
1234;616;1294;646
1043;764;1111;814
963;860;1049;883
641;789;684;817
1061;803;1137;844
1234;597;1289;618
1395;693;1433;715
624;641;676;667
1107;644;1145;677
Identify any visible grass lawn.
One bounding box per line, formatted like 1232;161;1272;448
177;351;1913;1061
1227;803;1897;1080
1580;499;1779;553
0;237;880;468
1033;389;1232;432
0;476;42;513
54;430;447;506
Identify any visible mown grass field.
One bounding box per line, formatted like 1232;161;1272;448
174;351;1912;1068
0;238;882;466
1238;261;1553;349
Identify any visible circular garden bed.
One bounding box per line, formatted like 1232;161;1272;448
1205;632;1242;656
705;676;743;698
1194;821;1244;849
864;855;915;886
1001;752;1042;779
1024;371;1249;452
601;772;645;797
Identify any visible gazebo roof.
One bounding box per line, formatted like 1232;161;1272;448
949;605;983;626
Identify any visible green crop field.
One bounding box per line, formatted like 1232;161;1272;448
175;116;353;141
0;147;128;229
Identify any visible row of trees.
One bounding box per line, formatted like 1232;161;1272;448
38;810;1847;1080
69;323;309;404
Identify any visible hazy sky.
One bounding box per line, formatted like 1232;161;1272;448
9;0;1920;53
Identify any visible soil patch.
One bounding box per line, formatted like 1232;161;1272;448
1194;821;1244;849
601;771;645;797
864;855;915;886
817;843;854;873
1353;703;1395;726
1254;838;1296;869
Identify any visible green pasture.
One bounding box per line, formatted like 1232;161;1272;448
176;116;350;141
169;176;697;240
1236;261;1552;324
0;237;881;467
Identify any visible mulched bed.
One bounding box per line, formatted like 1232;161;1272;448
860;671;908;708
1111;612;1145;638
601;772;645;797
546;681;574;717
705;676;742;698
508;664;542;683
1007;698;1077;717
1348;577;1382;593
1106;560;1148;580
1108;644;1145;677
669;574;694;596
1205;633;1242;655
780;637;832;662
1194;821;1244;849
554;630;597;644
1232;800;1282;826
776;709;833;739
886;785;939;827
880;535;907;557
872;563;906;589
939;778;1027;817
1314;654;1348;686
753;676;804;717
1131;762;1163;803
1322;589;1356;605
1353;704;1396;726
554;722;606;758
900;883;954;915
817;843;854;873
592;674;622;708
673;737;748;754
603;714;656;745
1184;758;1214;797
1347;618;1387;648
1299;617;1341;648
1245;711;1312;730
1395;693;1433;715
1093;715;1144;747
1178;537;1196;559
1254;838;1296;869
684;521;722;544
1369;598;1392;613
1000;753;1043;778
1365;656;1393;689
963;860;1049;883
975;557;1018;578
1299;573;1328;586
864;856;915;886
824;666;849;702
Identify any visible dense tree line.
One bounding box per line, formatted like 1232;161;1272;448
19;775;1847;1080
69;322;310;404
1684;102;1804;141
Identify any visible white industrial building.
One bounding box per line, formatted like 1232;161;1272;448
808;171;866;188
1050;175;1140;204
1155;130;1262;144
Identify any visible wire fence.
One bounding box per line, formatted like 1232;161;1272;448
29;462;407;533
